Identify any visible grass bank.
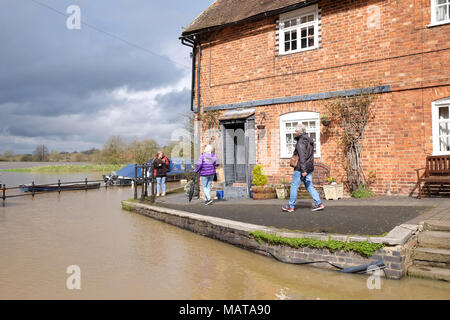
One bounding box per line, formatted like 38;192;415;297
1;164;127;174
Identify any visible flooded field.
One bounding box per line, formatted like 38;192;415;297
0;164;449;299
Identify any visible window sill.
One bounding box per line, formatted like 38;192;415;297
278;45;320;56
427;20;450;28
432;152;450;156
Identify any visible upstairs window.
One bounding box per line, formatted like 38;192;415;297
279;5;319;55
431;0;450;25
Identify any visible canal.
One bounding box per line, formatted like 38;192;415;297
0;164;449;299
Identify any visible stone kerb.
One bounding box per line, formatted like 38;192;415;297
122;201;416;279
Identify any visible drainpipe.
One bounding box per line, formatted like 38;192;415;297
196;43;201;114
195;42;202;161
180;36;196;112
180;34;202;163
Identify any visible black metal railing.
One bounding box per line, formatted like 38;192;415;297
133;163;157;203
1;178;116;203
1;163;171;205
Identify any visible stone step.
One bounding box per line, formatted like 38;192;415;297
223;186;248;199
414;247;450;264
232;183;248;188
407;266;450;282
413;260;450;269
418;231;450;249
423;220;450;232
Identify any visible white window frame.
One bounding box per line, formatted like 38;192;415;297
279;5;319;55
280;111;321;159
432;98;450;155
430;0;450;26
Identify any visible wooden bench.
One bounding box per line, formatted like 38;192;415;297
415;155;450;198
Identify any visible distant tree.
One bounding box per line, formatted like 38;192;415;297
130;139;160;164
81;148;99;155
101;136;127;164
68;152;83;162
33;145;49;162
49;150;62;162
2;150;14;158
163;141;183;159
20;154;33;162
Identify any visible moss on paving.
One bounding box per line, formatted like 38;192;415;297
121;201;133;211
248;230;384;258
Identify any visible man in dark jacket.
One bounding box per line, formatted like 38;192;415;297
282;124;324;212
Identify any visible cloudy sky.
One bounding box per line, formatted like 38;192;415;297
0;0;212;154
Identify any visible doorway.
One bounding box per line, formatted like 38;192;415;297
222;121;246;185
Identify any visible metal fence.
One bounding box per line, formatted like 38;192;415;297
133;163;157;203
1;163;169;205
1;178;110;202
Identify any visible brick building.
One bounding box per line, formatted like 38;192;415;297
180;0;450;196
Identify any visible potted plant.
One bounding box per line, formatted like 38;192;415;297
322;177;343;200
251;165;277;200
320;114;331;126
275;178;290;200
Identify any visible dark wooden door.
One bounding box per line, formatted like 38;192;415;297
223;122;246;185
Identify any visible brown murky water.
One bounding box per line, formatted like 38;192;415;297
0;165;449;299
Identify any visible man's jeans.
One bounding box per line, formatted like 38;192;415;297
201;175;215;201
289;171;322;209
156;177;166;194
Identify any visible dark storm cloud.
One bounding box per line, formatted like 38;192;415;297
155;87;191;115
0;0;212;153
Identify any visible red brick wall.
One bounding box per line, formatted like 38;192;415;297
193;0;450;195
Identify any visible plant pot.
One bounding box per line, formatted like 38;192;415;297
276;187;290;200
251;186;277;200
323;183;343;200
321;119;331;126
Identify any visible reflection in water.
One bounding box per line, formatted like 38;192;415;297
0;171;449;299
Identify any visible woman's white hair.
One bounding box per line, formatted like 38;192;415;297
296;123;307;134
204;144;213;154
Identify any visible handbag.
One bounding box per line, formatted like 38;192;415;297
289;154;299;168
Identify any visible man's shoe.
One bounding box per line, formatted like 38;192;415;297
206;199;213;205
311;204;325;212
282;205;294;213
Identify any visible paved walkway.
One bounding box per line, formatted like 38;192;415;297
153;193;450;236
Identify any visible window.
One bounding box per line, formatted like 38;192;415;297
279;5;319;55
431;0;450;25
432;98;450;155
280;112;321;158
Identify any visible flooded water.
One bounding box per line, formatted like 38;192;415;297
0;164;449;299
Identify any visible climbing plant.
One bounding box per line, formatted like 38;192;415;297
201;110;221;129
325;82;378;193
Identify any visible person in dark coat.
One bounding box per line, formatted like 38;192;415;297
282;124;324;212
153;151;169;196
